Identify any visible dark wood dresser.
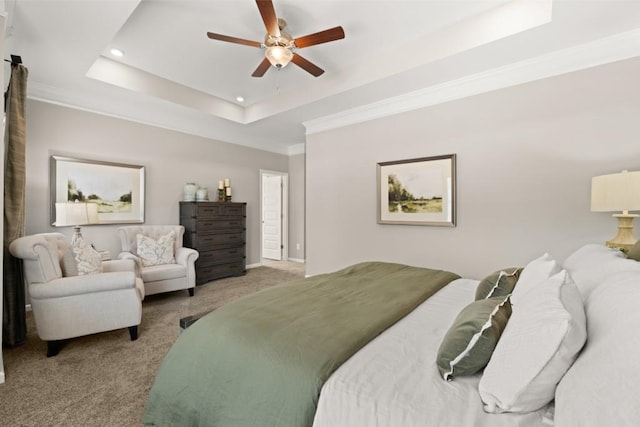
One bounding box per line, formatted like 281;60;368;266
179;201;246;284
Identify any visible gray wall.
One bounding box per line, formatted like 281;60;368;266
288;153;305;261
306;57;640;279
24;100;292;267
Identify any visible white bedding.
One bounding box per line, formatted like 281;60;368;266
313;278;554;427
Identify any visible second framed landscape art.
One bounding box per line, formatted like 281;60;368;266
377;154;456;226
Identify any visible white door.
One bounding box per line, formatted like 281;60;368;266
262;175;282;260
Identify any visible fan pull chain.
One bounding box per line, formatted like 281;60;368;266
275;69;281;94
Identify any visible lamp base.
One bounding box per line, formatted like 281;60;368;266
605;213;638;252
70;226;84;246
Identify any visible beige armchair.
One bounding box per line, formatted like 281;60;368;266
9;233;144;357
116;225;199;297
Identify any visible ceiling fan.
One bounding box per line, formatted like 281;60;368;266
206;0;345;77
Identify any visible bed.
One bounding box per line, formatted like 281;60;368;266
143;244;640;426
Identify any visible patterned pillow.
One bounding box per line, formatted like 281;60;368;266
137;231;176;267
436;295;512;381
475;268;522;300
72;236;103;275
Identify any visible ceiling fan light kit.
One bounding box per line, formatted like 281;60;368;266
206;0;345;77
265;45;293;68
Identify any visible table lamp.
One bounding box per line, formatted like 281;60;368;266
591;170;640;251
55;201;99;245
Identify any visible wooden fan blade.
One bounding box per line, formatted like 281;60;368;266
291;53;324;77
294;26;345;49
252;57;272;77
207;32;261;48
256;0;280;37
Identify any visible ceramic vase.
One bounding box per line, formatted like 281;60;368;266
183;183;198;201
196;187;209;201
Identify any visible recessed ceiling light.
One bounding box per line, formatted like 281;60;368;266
110;48;124;57
236;96;245;103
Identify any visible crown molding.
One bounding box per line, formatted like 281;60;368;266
288;143;306;156
304;27;640;136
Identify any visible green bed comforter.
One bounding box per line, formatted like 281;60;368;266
143;261;460;427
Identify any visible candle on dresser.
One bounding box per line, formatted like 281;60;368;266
224;178;230;187
226;187;231;196
218;180;223;190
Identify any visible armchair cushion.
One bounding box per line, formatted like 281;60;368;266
137;230;176;266
142;263;186;283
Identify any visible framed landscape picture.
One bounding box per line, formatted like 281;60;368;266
50;155;145;225
377;154;456;226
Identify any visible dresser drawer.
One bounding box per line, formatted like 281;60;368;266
197;247;245;266
197;203;245;218
195;218;245;231
188;231;245;249
197;261;246;284
180;202;246;219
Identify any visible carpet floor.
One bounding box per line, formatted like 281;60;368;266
0;261;305;426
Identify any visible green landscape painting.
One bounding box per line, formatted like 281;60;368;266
387;173;443;214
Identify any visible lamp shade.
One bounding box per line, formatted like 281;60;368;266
55;202;99;227
591;170;640;212
265;46;293;69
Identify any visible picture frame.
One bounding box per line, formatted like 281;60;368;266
377;154;456;226
50;155;145;226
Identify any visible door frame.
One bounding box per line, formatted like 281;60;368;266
260;170;289;263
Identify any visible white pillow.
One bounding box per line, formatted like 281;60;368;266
479;270;586;413
510;253;560;306
562;243;640;301
136;231;176;267
554;271;640;426
71;235;103;275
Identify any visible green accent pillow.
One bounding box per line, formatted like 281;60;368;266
627;241;640;261
437;295;512;381
475;268;522;300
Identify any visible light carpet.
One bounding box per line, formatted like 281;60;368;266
0;262;305;426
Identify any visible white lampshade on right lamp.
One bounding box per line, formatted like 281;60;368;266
591;170;640;251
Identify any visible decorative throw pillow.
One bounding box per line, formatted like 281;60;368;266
436;295;512;381
510;253;560;306
479;270;586;413
475;268;522;300
137;231;176;267
72;236;103;275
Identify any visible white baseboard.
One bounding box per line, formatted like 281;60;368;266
250;259;305;268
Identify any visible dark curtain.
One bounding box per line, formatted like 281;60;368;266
3;64;28;347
